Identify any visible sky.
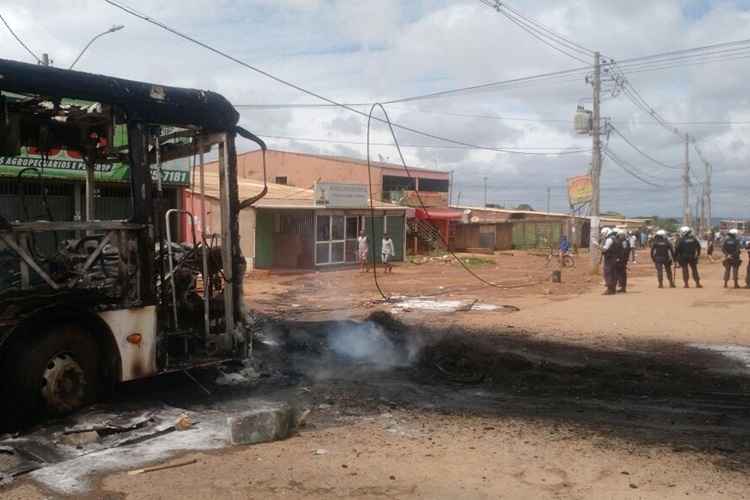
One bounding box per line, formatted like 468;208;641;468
1;0;749;218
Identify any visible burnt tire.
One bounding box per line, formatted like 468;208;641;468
4;324;100;424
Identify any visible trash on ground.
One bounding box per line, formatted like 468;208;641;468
128;458;198;476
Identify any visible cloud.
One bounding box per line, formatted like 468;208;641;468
1;0;749;216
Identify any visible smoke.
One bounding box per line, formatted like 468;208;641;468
327;321;421;370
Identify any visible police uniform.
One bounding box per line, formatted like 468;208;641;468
722;236;742;288
616;233;629;292
675;234;702;288
650;237;675;288
601;233;620;295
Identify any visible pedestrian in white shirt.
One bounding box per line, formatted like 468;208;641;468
629;232;638;263
381;232;395;273
357;230;369;273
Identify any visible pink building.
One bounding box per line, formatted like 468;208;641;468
205;149;450;204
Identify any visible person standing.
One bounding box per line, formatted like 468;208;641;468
706;231;716;263
600;228;619;295
357;230;369;273
559;235;571;266
722;228;742;288
675;226;702;288
628;231;638;263
650;229;675;288
381;232;395;274
615;229;629;293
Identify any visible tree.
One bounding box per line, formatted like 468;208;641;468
515;204;534;211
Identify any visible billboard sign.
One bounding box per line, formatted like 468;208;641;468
314;182;369;208
0;100;190;186
0;147;190;186
567;175;593;206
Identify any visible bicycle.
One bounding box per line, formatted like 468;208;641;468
546;249;576;268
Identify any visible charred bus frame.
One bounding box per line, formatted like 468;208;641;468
0;58;266;424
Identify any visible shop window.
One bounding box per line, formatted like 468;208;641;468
418;178;449;192
317;215;330;241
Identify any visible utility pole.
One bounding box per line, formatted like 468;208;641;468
705;161;712;233
483;176;488;207
700;185;708;236
589;51;602;271
683;133;690;227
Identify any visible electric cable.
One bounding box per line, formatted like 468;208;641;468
479;0;590;64
0;12;41;64
609;125;682;170
366;103;542;298
257;133;590;153
103;0;583;157
498;1;594;55
603;149;676;188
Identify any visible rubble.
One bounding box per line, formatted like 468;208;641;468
227;403;302;446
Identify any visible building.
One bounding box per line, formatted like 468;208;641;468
449;206;650;252
184;174;408;270
208;149;451;204
719;220;749;235
451;206;580;251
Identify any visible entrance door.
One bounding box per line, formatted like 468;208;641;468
315;214;347;265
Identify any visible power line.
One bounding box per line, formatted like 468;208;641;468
102;0;592;157
0;12;41;64
479;0;590;64
497;1;594;55
256;133;590;153
239;103;750;127
609;125;682;170
604;149;677;188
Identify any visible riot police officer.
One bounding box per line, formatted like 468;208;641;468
675;226;702;288
615;228;629;293
650;229;675;288
722;228;742;288
600;227;620;295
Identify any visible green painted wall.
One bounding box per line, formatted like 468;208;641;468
387;215;404;260
512;222;563;249
255;211;274;268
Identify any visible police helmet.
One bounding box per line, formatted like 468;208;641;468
729;228;739;237
656;229;667;237
679;226;692;237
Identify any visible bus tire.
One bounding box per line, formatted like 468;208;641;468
5;323;101;422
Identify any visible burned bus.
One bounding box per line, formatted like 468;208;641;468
0;58;266;425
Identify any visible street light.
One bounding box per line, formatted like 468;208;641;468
69;25;125;70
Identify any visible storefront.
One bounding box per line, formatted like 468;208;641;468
186;176;407;271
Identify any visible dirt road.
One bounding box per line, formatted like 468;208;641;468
4;252;750;499
467;258;750;347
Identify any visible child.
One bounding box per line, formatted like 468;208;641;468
381;232;395;273
357;230;369;272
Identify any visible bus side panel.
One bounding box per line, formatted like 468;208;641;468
98;306;158;381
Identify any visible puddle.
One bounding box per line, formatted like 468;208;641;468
690;343;750;371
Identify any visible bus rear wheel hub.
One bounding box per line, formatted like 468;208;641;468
41;354;87;413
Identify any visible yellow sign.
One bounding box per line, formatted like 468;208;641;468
567;175;593;206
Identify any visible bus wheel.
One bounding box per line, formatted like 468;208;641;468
9;324;100;418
